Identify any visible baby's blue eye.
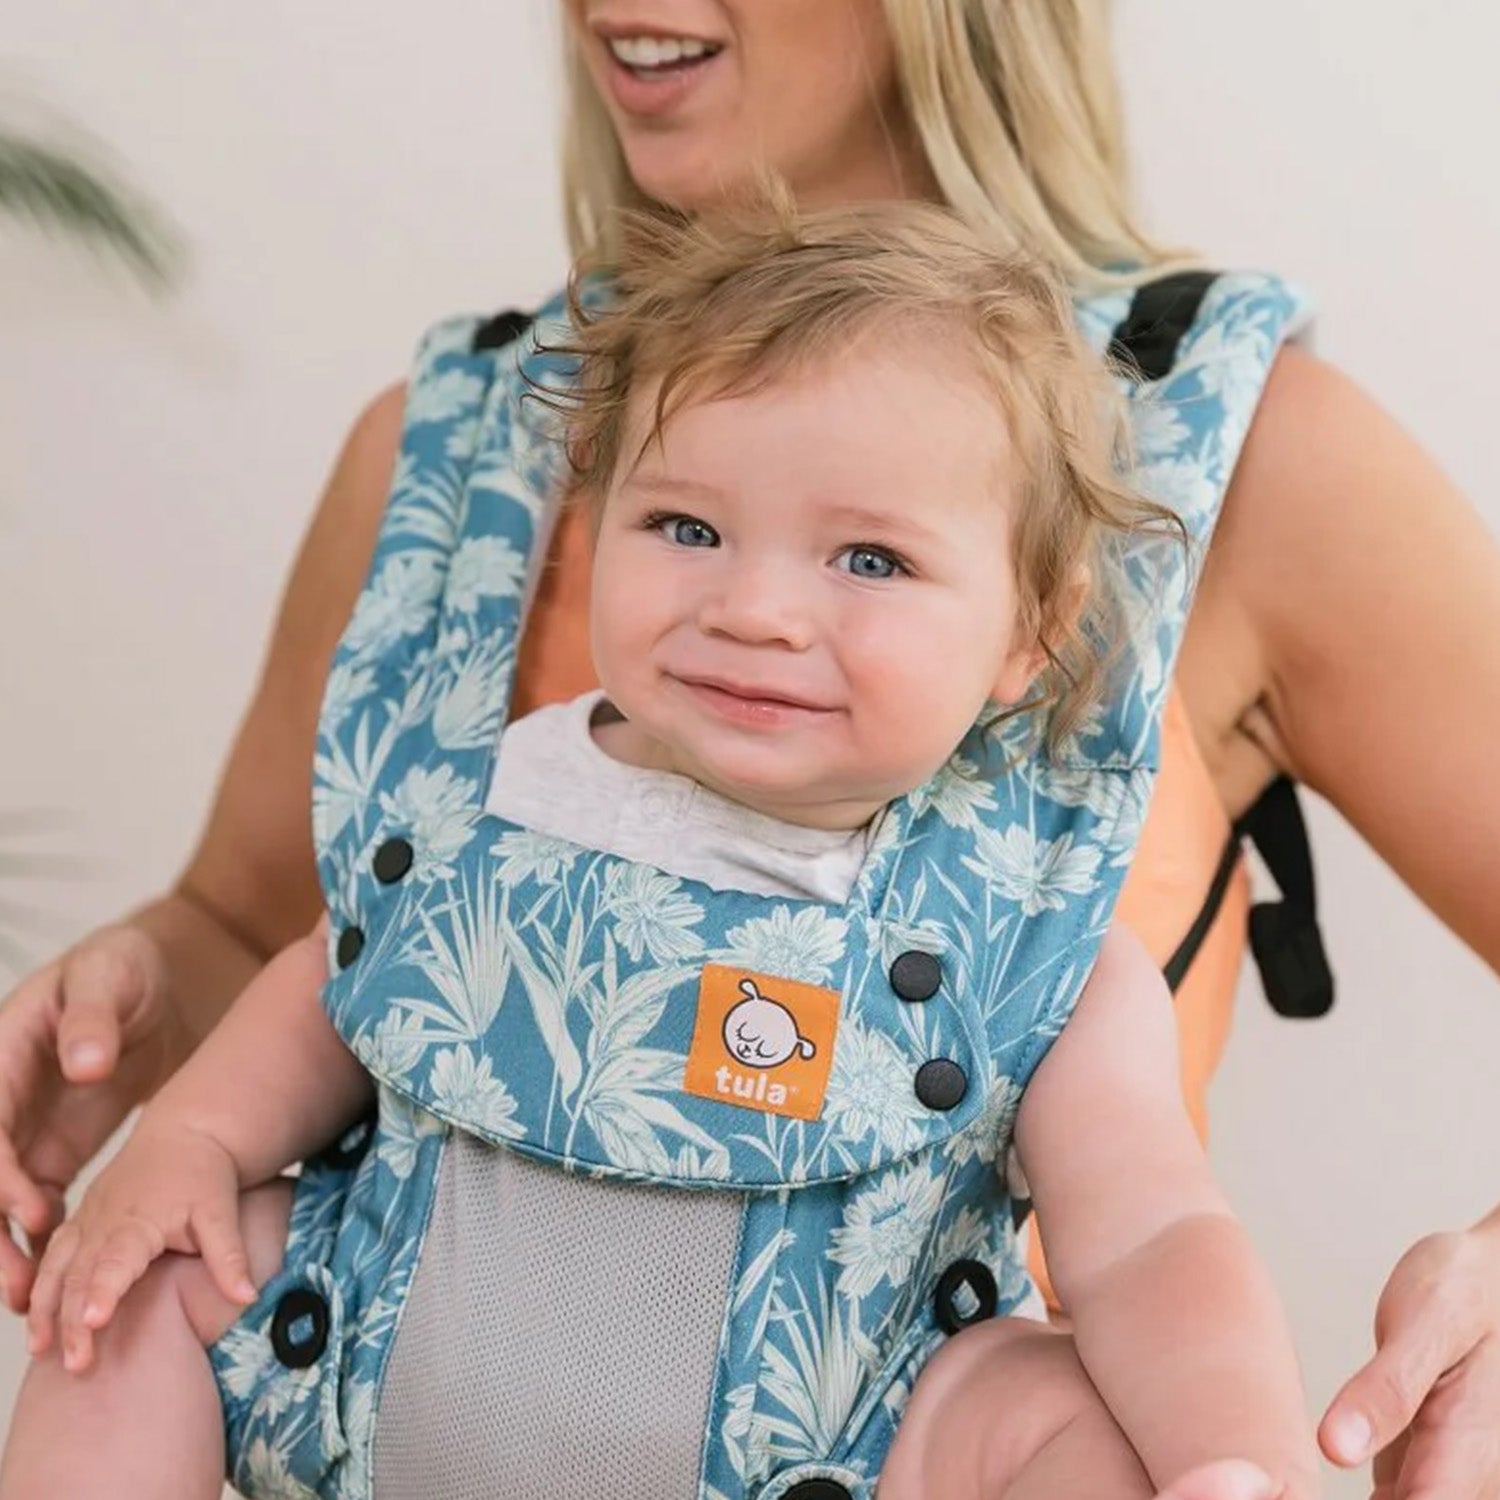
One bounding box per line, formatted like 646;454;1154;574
840;546;901;580
659;515;719;548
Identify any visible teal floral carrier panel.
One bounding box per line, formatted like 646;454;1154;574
209;271;1308;1500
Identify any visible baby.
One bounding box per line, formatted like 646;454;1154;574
2;203;1319;1500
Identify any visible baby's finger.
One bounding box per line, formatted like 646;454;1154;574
59;1246;105;1372
78;1223;160;1335
1154;1459;1280;1500
25;1224;78;1356
191;1200;257;1307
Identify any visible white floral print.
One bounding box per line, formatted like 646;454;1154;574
719;906;846;986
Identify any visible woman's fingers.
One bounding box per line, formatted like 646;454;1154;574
1371;1334;1500;1500
1322;1224;1500;1500
0;1132;55;1313
1369;1421;1411;1500
0;1134;55;1244
0;967;67;1248
0;929;174;1329
0;1182;58;1314
0;1223;37;1315
1321;1232;1486;1470
55;943;143;1083
25;1221;78;1356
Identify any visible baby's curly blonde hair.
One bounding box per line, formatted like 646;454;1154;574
537;196;1179;752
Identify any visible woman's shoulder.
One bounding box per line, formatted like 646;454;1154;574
342;379;408;475
309;379;410;546
1212;341;1423;618
1185;337;1483;807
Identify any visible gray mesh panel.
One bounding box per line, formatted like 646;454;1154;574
373;1132;745;1500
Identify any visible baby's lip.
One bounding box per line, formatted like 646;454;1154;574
675;672;834;712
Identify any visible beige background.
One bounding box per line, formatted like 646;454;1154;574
1;5;1497;1496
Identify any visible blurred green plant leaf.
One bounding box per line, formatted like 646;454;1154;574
0;129;182;290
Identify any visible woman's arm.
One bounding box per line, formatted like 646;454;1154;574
1013;925;1322;1496
1181;344;1500;970
170;378;411;978
1185;346;1500;1491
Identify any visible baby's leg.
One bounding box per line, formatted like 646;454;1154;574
0;1180;293;1500
880;1316;1154;1499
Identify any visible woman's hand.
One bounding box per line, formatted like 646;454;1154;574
1319;1218;1500;1497
0;925;187;1312
25;1116;254;1373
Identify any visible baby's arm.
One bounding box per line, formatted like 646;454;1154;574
1012;924;1322;1498
26;920;372;1370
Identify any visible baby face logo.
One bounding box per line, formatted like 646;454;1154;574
684;964;840;1121
723;978;817;1068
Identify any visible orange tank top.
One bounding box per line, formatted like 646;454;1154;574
510;502;1246;1314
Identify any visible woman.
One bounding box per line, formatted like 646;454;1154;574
0;2;1496;1495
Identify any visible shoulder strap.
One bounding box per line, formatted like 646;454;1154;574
472;308;536;352
1107;269;1219;380
1110;273;1335;1018
1236;776;1335;1018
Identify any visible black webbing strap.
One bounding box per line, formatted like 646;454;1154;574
1161;831;1242;993
1106;269;1219;381
472;308;536;352
1236;777;1335;1017
1110;275;1335;1018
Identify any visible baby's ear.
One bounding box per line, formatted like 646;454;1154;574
992;636;1048;706
992;564;1091;705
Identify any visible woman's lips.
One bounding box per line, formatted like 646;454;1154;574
596;39;726;119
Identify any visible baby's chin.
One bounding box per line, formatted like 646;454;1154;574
602;701;922;828
688;757;896;832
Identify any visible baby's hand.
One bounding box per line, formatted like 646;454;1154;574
1156;1459;1292;1500
25;1120;255;1372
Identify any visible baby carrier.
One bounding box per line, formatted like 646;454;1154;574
208;269;1312;1500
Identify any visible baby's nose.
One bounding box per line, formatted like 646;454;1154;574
697;560;814;649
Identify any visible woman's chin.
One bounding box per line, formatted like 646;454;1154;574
619;143;752;215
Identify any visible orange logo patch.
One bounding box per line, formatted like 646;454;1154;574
683;963;841;1121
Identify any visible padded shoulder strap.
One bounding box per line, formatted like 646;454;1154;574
1110;272;1335;1019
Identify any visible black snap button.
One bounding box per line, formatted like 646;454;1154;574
270;1287;330;1369
889;949;942;1002
935;1259;998;1334
372;837;414;884
335;925;365;969
781;1483;853;1500
914;1058;967;1111
312;1113;375;1172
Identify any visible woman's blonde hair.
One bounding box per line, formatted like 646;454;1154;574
562;0;1180;287
536;199;1182;752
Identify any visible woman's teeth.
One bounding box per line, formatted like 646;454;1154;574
607;36;719;71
